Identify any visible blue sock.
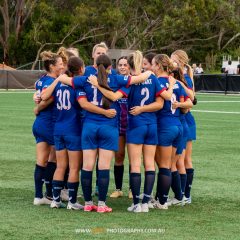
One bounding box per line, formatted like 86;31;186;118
180;174;187;196
34;164;46;198
142;171;155;204
130;172;141;205
98;169;110;202
185;168;194;198
155;172;160;200
44;162;56;198
114;165;124;190
63;166;69;189
52;180;64;202
95;158;99;188
67;182;79;204
157;168;171;205
81;169;93;202
171;171;183;200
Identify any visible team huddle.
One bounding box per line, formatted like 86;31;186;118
32;42;196;213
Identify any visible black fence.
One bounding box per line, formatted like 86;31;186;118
0;70;240;93
194;74;240;93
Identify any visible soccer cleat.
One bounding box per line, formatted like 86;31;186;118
97;205;112;213
84;204;98;212
141;203;149;213
50;200;66;209
60;189;69;201
128;189;133;199
127;203;142;213
183;196;192;204
168;198;185;206
33;197;52;206
67;202;84;210
110;190;123;198
153;201;168;210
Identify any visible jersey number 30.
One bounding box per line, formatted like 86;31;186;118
56;89;71;110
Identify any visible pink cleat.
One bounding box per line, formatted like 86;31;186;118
97;205;112;213
84;204;98;212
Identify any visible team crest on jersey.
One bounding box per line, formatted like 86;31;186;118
173;83;179;89
124;75;128;81
107;77;110;83
37;81;42;87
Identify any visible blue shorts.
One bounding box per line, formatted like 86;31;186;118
176;120;190;154
32;122;54;145
82;123;119;151
54;135;82;151
158;125;183;147
126;124;158;145
187;125;196;141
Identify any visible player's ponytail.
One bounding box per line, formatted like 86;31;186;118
96;54;113;109
127;50;143;75
40;50;60;72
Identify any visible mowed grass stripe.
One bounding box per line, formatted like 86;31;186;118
0;92;240;240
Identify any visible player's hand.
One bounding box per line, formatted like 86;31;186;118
57;74;68;83
33;92;41;104
129;106;142;115
33;106;39;116
88;75;99;87
169;76;176;86
104;109;117;118
172;101;180;109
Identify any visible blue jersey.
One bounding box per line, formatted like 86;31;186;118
84;65;117;77
35;75;55;124
157;77;187;128
52;82;83;136
184;74;193;90
127;74;161;129
72;73;130;126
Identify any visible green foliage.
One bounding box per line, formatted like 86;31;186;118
1;0;240;69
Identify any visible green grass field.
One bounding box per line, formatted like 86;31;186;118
0;92;240;240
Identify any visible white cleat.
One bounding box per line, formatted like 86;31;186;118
127;203;142;213
141;203;149;213
33;197;52;206
67;202;84;210
50;200;66;209
60;189;69;201
153;201;168;210
168;198;185;206
183;196;192;204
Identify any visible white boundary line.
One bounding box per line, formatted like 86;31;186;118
198;101;240;103
191;110;240;114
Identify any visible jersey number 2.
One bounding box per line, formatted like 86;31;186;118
140;88;149;106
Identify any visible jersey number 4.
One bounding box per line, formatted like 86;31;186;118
56;89;71;110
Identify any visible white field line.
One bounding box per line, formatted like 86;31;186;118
198;101;240;103
191;110;240;114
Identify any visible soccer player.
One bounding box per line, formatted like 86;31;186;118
84;42;109;196
171;50;196;204
32;51;64;205
110;56;131;199
88;51;164;213
40;56;116;210
150;54;192;209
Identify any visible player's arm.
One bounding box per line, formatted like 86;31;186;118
129;96;163;116
56;74;72;86
178;81;194;101
33;98;54;115
158;76;176;101
172;97;193;113
41;79;59;101
88;75;124;102
78;97;117;118
129;71;154;85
